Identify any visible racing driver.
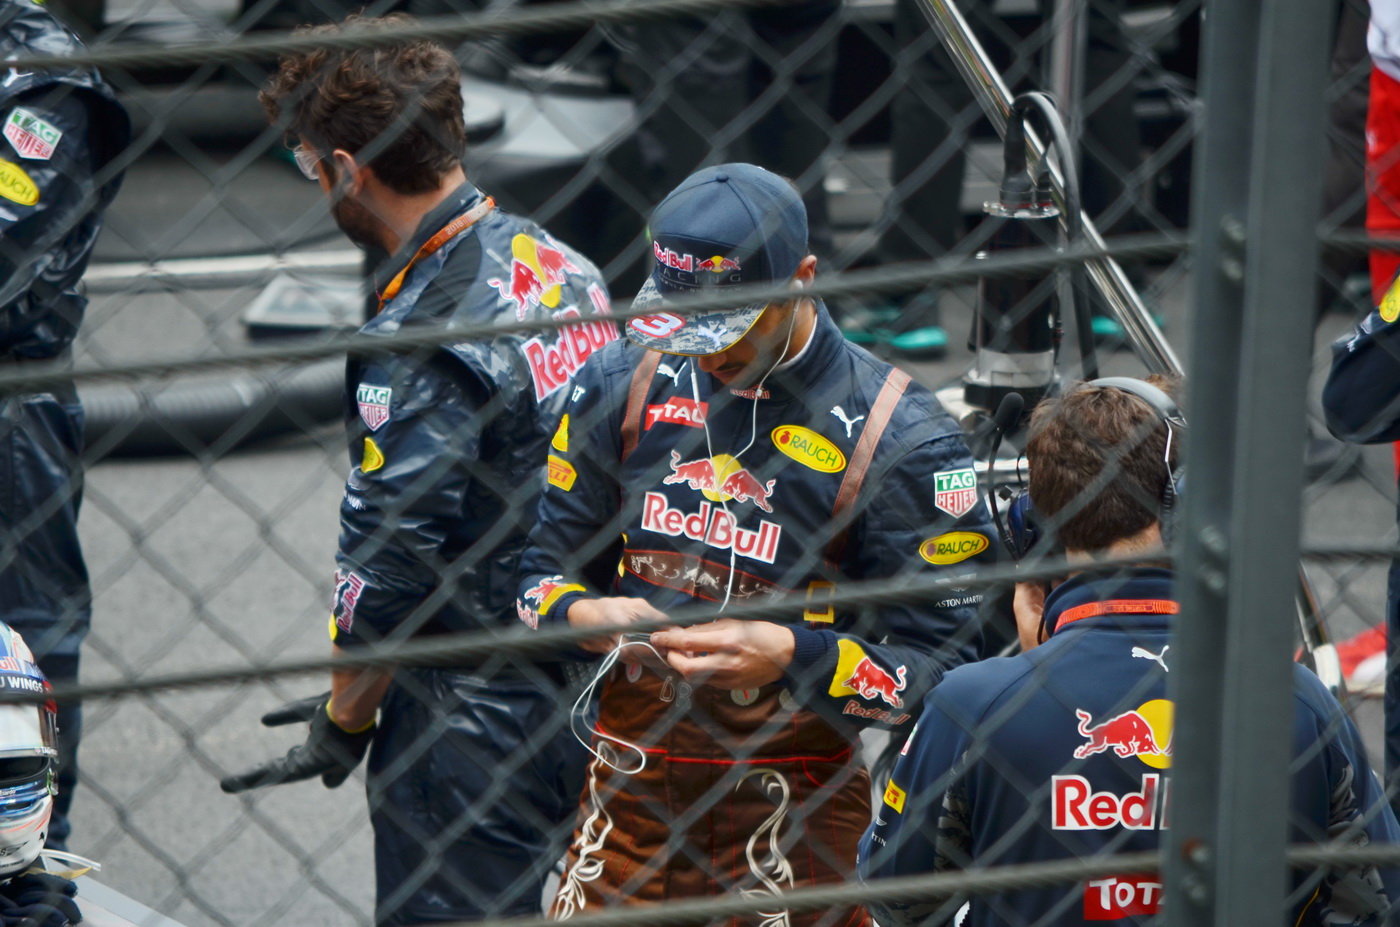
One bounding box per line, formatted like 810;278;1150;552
518;163;997;924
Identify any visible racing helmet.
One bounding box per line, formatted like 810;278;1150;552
0;626;58;877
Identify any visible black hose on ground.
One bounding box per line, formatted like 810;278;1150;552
80;359;343;459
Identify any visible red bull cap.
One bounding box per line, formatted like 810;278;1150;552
626;163;808;356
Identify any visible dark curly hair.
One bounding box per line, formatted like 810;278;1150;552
1026;376;1182;553
260;14;466;195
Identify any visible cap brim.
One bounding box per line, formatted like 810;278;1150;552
624;277;765;356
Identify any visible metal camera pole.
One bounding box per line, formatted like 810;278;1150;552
913;0;1182;376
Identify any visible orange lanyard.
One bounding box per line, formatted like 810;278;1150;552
376;196;495;311
1054;599;1179;633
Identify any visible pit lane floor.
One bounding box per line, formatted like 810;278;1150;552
63;142;1392;926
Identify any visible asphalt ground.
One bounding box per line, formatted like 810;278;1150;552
51;127;1397;926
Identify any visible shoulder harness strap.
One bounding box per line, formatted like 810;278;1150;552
824;367;912;567
619;351;662;463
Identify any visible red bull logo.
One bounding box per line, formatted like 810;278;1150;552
696;255;742;274
524;577;567;607
1073;706;1172;763
1052;773;1168;831
841;657;907;708
640;492;782;564
520;306;620;401
489;233;580;320
663;451;775;512
653;242;695;272
520;574;585;620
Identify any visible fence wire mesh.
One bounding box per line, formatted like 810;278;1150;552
0;0;1395;924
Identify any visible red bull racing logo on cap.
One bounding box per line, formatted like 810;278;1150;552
489;233;580;320
828;640;907;708
696;255;741;274
1073;699;1173;768
663;451;775;512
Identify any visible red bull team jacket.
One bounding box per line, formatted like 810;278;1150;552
331;182;614;654
516;303;998;728
859;568;1400;926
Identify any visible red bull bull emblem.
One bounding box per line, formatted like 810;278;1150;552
1072;702;1173;767
663;451;775;512
696;255;742;274
489;233;581;320
524;577;567;607
840;657;907;708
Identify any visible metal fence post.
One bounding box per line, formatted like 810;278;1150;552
1165;0;1332;921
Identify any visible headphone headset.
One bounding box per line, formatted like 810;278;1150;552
999;376;1186;561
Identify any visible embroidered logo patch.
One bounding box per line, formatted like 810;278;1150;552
932;467;978;519
356;384;391;432
3;108;60;161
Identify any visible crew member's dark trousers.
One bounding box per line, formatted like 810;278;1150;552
367;667;589;926
0;387;90;851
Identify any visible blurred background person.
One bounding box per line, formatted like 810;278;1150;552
0;0;129;852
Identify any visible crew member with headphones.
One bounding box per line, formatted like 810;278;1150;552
518;163;998;924
860;378;1399;926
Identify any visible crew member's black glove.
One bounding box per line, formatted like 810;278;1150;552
219;692;375;793
0;872;81;926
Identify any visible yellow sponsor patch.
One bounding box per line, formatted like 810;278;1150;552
551;414;569;453
803;580;835;623
361;437;385;473
828;638;869;698
1383;278;1400;323
919;531;990;565
771;425;846;473
0;159;37;206
883;779;907;814
547;454;577;491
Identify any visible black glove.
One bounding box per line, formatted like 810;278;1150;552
219;692;375;793
0;872;80;926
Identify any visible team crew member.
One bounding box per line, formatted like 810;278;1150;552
1323;276;1400;817
0;0;129;849
220;18;610;925
518;163;996;924
862;380;1399;926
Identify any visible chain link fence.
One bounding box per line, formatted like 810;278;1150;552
0;0;1394;923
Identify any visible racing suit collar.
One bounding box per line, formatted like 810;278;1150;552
710;300;844;401
1043;567;1176;636
371;181;486;296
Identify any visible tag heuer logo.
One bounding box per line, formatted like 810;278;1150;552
933;467;979;519
356;384;391;431
3;108;60;161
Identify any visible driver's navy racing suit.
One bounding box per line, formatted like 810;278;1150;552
519;304;997;924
